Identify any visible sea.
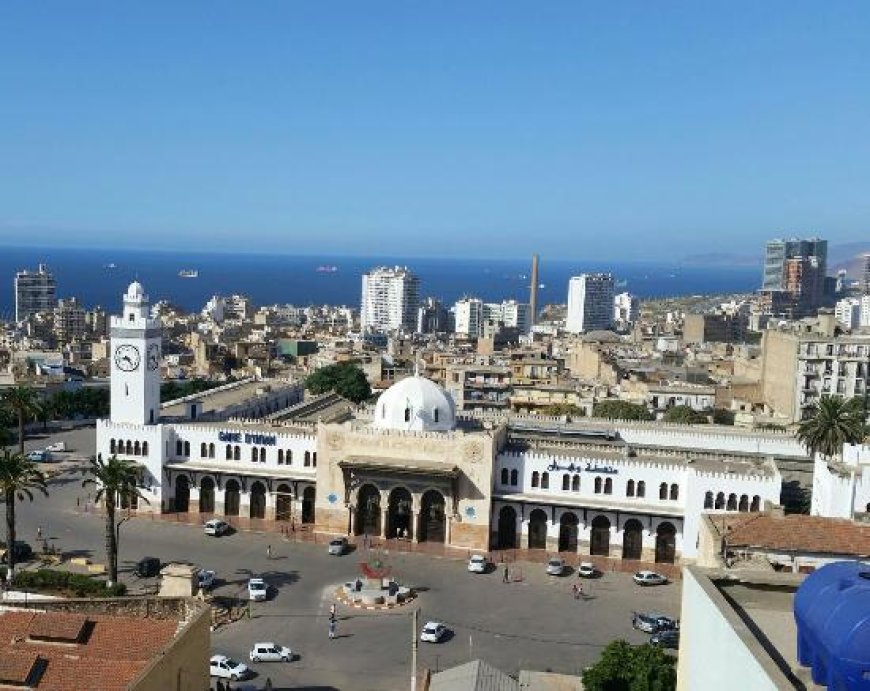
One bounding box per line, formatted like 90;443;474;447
0;246;761;319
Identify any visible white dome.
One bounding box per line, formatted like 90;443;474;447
125;281;146;301
373;375;456;432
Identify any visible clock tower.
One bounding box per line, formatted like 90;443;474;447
110;281;161;425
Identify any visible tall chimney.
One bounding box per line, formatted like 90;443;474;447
530;254;539;326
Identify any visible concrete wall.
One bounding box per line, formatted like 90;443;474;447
760;330;799;422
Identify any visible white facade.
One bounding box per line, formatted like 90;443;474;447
613;291;638;325
795;336;870;419
453;298;484;336
499;300;531;334
109;282;162;426
566;273;615;334
835;297;862;329
811;443;870;518
360;266;420;333
454;298;531;336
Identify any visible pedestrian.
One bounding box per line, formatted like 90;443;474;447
363;532;368;549
503;564;509;583
578;583;584;599
36;526;42;540
329;602;336;619
328;619;336;639
266;544;272;559
264;678;273;691
572;584;579;600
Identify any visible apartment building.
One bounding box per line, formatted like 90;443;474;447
566;273;614;333
14;263;56;322
360;266;420;333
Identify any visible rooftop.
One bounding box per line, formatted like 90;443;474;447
724;514;870;557
161;378;297;418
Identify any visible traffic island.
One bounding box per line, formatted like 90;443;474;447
336;551;416;610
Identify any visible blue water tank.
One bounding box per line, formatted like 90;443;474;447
794;561;870;690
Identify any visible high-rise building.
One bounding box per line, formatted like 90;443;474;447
834;298;862;329
454;298;531;336
14;263;56;322
761;237;827;293
499;300;531;334
416;297;451;334
453;297;484;336
360;266;420;333
566;273;615;333
863;254;870;295
54;297;87;344
613;292;639;326
784;255;823;316
529;254;539;327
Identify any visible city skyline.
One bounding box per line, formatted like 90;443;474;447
3;3;870;258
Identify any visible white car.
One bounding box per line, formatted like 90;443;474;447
249;641;293;663
633;570;668;586
546;557;566;576
45;442;67;452
248;577;268;601
197;569;216;590
467;554;489;573
578;562;596;578
204;519;230;537
420;621;448;643
209;654;251;681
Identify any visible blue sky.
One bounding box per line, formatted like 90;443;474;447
1;2;869;260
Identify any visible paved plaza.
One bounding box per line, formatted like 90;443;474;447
10;429;682;690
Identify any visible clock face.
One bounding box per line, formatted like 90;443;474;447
114;344;141;372
147;343;161;371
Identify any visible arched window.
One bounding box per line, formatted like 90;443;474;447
604;478;612;494
704;491;714;509
637;481;646;498
201;442;208;457
183;441;190;456
501;468;509;485
594;477;602;494
715;492;725;509
562;474;570;491
738;495;749;512
404;407;411;422
233;446;241;461
110;439;116;454
134;441;141;456
381;405;386;419
209;443;215;458
541;472;549;489
510;469;518;486
670;484;679;501
312;452;317;467
626;479;635;497
142;441;148;456
751;495;761;512
433;408;439;423
125;440;133;455
572;474;580;491
659;482;667;500
286;450;293;465
304;451;311;467
531;471;540;488
278;450;284;465
727;493;737;511
226;444;232;460
176;440;183;455
251;447;258;462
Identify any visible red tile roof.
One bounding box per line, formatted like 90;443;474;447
725;514;870;556
0;650;39;685
0;610;179;690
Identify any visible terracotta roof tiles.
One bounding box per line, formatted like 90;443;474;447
725;514;870;556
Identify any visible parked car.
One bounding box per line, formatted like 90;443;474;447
197;569;216;590
632;612;678;634
578;562;597;578
546;557;566;576
467;554;489;574
248;577;268;601
650;629;680;649
0;541;33;564
209;654;251;681
45;441;67;452
25;450;49;462
136;556;161;578
327;537;348;556
204;519;230;537
633;570;668;586
420;621;448;643
249;641;293;663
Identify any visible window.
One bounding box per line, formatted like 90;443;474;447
541;472;549;489
110;439;116;454
604;478;612;494
201;443;208;458
312;452;317;467
659;483;668;500
286;450;293;465
738;495;748;512
594;477;602;494
510;469;518;486
134;441;141;455
226;444;232;460
562;474;570;491
260;448;267;463
176;440;183;456
304;451;311;467
715;492;725;509
278;450;285;465
251;448;258;462
128;312;134;322
234;446;241;461
183;441;190;457
209;443;215;459
727;493;737;511
626;479;635;497
142;441;148;456
404;407;411;422
637;481;645;498
571;474;580;491
434;408;439;423
531;471;540;488
704;491;714;509
501;468;509;485
751;495;761;512
381;405;386;419
670;484;679;501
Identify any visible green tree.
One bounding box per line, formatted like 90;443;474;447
1;385;44;454
582;640;677;691
82;455;149;585
797;395;866;459
662;405;708;425
539;403;585;417
306;362;371;403
592;400;653;422
0;448;48;577
712;408;735;425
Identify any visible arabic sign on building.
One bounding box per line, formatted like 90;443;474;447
218;431;278;446
547;460;618;475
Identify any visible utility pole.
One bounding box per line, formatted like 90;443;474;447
411;607;418;691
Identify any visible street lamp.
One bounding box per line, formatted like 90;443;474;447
108;514;132;588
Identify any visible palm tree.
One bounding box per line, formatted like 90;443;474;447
1;386;44;454
0;448;48;577
797;395;866;459
82;454;149;585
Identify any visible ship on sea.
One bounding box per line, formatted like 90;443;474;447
316;265;338;273
178;269;199;278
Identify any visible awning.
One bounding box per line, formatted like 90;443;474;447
339;456;460;479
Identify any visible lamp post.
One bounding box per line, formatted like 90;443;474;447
109;514;132;588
